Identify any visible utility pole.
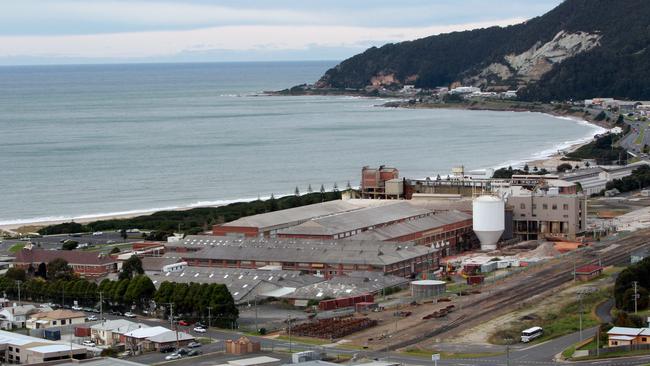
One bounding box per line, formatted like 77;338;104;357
99;291;103;322
207;306;212;342
288;316;293;353
254;294;259;333
578;294;584;342
632;281;639;314
167;303;174;329
15;281;22;306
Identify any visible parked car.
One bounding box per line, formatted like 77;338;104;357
82;340;96;347
176;348;189;355
165;353;182;360
118;350;132;358
194;321;206;328
110;310;123;316
187;341;201;348
159;346;175;353
187;349;202;357
178;320;189;326
72;305;83;311
193;327;206;333
87;315;98;321
124;312;136;318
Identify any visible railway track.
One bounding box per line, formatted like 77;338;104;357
382;232;650;351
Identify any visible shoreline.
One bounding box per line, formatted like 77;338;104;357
1;100;610;234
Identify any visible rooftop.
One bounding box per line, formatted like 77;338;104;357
228;356;281;366
276;202;433;236
181;236;436;267
122;326;169;339
147;330;194;343
220;200;396;231
350;210;470;241
14;248;116;266
30;309;86;320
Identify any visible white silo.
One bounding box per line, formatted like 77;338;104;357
473;195;505;251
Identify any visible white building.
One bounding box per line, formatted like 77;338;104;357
0;329;87;364
0;305;44;330
90;319;148;346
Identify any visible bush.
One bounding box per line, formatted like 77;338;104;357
61;241;78;250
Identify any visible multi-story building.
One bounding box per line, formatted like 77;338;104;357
360;166;400;199
26;310;86;330
0;329;87;364
505;181;587;240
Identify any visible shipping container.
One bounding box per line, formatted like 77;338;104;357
44;329;61;341
466;275;484;285
75;326;91;337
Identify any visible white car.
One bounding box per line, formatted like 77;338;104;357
82;340;96;347
87;315;98;321
92;231;103;236
124;312;136;318
72;306;83;311
165;353;182;360
193;327;206;333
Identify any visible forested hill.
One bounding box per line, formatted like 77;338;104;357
314;0;650;101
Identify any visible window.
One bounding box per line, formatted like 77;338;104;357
532;204;537;210
61;319;66;325
53;321;57;325
520;203;526;209
552;204;557;210
563;204;569;210
643;337;647;342
543;204;548;210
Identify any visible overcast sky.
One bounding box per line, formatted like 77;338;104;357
0;0;563;65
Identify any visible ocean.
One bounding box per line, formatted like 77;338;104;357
0;61;604;225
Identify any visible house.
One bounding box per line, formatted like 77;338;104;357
0;305;45;330
90;319;148;346
12;248;118;278
26;310;86;330
574;265;604;281
121;326;194;352
607;327;650;347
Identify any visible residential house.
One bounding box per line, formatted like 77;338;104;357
90;319;148;347
0;305;45;330
26;310;86;330
607;327;650;347
121;326;194;352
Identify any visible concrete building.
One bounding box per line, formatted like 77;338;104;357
225;337;261;355
574;265;604;281
276;202;433;240
0;305;47;330
505;182;587;241
13;248;117;278
561;162;650;196
179;236;438;278
360;166;400;199
0;329;87;364
26;310;86;330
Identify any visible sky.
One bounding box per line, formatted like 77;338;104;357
0;0;564;65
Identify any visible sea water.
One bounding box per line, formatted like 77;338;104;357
0;61;604;224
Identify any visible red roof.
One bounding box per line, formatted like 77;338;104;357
13;249;117;266
575;265;603;274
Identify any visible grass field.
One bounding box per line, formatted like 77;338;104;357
8;243;26;253
402;348;503;359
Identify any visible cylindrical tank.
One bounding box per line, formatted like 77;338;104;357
473;195;505;251
410;280;446;299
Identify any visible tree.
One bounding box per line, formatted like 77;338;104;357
523;164;530;173
294;186;300;196
120;229;128;241
346;181;352;190
621;286;649;312
556;163;573;173
119;256;144;280
574;164;580;170
36;263;47;278
47;259;74;281
5;268;26;282
333;183;339;192
62;241;78;250
307;184;313;193
533;166;539;172
585;161;591;167
110;247;121;254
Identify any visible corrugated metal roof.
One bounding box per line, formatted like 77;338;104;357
276;202;433;236
349;210;471;241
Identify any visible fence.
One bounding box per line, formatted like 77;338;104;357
589;343;650;356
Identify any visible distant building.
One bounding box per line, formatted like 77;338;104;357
360;166;400;199
121;326;194;352
90;319;147;346
449;86;481;95
225;337;261;355
0;305;47;330
13;248;118;278
574;264;603;281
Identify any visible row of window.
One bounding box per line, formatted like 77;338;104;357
520;203;570;210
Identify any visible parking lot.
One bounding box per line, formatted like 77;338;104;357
0;231;140;256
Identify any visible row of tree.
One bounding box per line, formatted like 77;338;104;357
606;165;650;194
1;260;238;325
38;191;343;236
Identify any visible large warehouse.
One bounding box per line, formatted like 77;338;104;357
177;236;439;278
212;200;396;238
275;202;433;239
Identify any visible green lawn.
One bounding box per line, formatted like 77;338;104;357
8;243;26;253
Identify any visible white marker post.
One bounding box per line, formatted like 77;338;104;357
432;353;441;366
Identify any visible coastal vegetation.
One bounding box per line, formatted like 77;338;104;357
565;134;626;164
38;191;342;236
312;0;650;101
614;257;650;311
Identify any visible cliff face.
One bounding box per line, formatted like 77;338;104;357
314;0;650;101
